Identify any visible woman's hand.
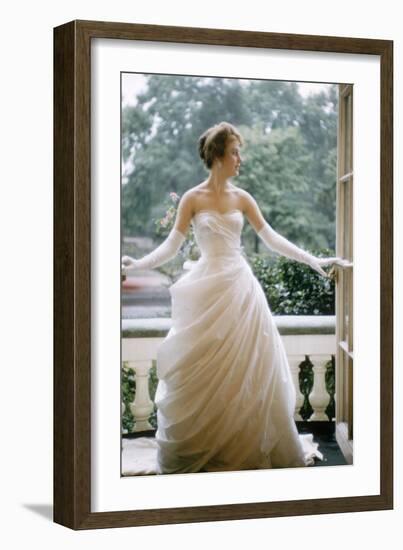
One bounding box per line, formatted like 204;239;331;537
307;260;328;278
310;256;351;278
121;255;139;272
316;257;350;268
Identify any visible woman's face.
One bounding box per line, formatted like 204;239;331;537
219;137;242;176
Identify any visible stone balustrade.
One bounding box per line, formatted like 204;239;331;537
122;316;336;434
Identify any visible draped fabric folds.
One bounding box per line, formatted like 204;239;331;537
148;210;323;474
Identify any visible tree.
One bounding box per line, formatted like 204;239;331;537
121;75;337;251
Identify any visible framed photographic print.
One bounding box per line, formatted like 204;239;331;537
54;20;393;529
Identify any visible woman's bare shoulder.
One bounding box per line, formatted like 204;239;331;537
179;185;201;200
183;182;209;201
177;184;206;213
236;188;256;209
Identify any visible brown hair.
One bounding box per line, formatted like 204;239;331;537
198;122;243;169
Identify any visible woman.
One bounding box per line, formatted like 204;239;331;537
122;121;344;474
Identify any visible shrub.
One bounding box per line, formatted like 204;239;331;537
249;251;335;315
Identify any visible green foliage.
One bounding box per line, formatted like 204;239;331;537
324;356;336;420
148;360;159;429
299;356;315;420
237;125;333;251
122;364;136;433
249;251;336;315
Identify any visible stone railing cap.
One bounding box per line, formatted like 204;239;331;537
122;315;335;338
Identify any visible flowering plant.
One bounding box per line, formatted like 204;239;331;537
155;192;180;236
154;192;200;274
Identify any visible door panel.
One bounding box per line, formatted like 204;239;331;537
335;84;354;463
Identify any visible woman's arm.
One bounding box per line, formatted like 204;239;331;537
242;191;344;277
122;191;194;272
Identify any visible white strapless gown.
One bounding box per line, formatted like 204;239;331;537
128;210;324;475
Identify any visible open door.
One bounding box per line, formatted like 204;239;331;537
335;84;354;464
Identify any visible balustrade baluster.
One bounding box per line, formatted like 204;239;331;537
289;355;305;420
309;355;331;421
128;360;154;432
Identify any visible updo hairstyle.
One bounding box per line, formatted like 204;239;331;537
198;122;243;169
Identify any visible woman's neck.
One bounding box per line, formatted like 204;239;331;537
205;171;230;194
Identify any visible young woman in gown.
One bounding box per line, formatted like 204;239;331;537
122;121;344;475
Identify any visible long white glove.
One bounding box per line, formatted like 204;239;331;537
122;228;186;272
257;222;344;277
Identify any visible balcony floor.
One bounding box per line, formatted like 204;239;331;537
122;421;347;476
296;421;348;467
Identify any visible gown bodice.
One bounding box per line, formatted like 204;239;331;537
191;209;244;260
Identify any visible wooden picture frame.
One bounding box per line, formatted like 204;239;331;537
54;19;393;529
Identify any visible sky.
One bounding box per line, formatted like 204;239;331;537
121;73;335;107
